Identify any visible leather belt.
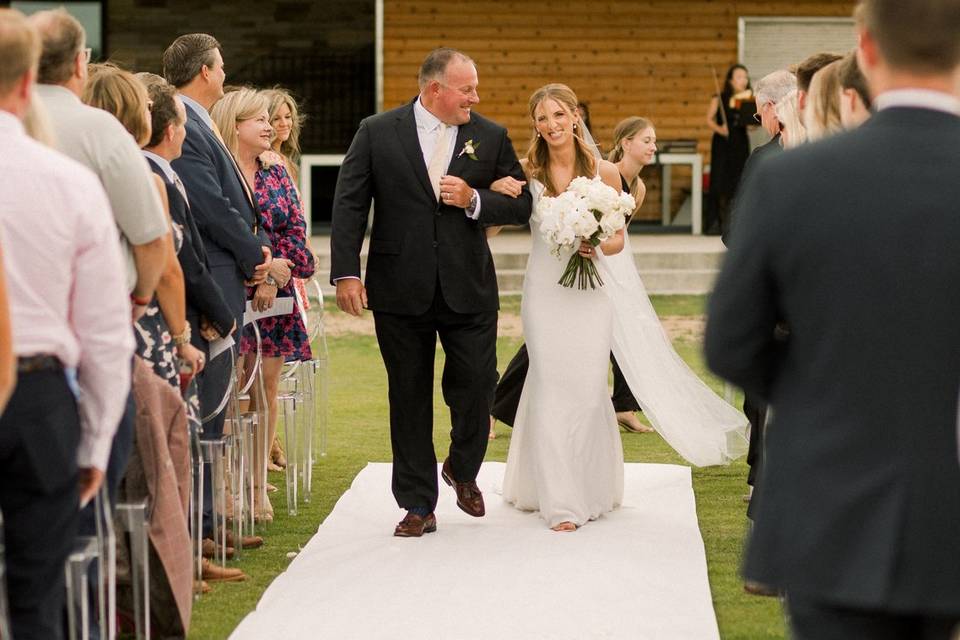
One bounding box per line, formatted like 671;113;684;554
17;354;63;374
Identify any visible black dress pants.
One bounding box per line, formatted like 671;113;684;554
373;288;498;512
491;343;640;427
788;596;959;640
0;370;81;640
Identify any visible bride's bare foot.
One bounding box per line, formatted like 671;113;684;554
617;411;654;433
488;416;497;440
551;521;577;532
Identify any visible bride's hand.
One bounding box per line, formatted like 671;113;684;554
577;240;596;258
490;176;526;198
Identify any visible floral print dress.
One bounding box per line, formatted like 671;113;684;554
240;162;315;361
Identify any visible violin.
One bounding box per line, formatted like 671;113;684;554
729;89;755;110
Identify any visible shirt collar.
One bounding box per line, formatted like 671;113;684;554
874;89;960;116
0;110;25;136
141;149;177;183
414;96;454;133
178;93;216;131
35;84;81;105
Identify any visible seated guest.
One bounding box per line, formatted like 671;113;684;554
803;60;844;141
837;50;873;128
0;9;134;639
83;63;206;382
211;88;315;522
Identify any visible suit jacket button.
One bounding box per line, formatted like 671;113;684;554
432;241;439;248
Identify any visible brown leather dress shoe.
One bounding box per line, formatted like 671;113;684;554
441;458;485;517
224;532;264;549
201;538;236;559
201;558;247;582
393;511;437;537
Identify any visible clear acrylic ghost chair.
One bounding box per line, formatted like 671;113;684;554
183;376;205;596
115;499;150;639
198;347;237;568
231;317;270;536
65;485;114;640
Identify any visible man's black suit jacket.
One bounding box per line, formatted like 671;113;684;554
172;105;268;323
724;133;781;246
330;99;532;315
146;158;233;351
705;106;960;615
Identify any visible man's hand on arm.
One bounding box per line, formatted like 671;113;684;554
335;277;367;317
248;246;273;285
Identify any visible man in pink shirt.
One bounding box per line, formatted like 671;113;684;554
0;9;133;640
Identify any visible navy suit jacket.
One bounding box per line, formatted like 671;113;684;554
146;158;234;348
706;107;960;614
172;105;268;323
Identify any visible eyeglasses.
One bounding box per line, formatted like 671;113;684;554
753;101;774;123
82;47;92;63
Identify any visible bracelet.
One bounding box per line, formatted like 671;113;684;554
130;293;151;306
171;324;192;346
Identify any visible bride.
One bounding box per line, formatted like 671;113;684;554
499;84;626;532
497;85;749;532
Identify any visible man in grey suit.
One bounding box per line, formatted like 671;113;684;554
705;0;960;637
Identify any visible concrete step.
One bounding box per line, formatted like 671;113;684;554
312;233;724;296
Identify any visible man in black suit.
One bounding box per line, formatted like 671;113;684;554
331;48;532;537
725;68;795;514
705;1;960;637
162;33;271;434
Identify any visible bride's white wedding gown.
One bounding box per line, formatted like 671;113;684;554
503;180;748;528
503;180;625;528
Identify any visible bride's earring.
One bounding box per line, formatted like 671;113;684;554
536;131;541;138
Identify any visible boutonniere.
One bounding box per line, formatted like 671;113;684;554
457;139;480;160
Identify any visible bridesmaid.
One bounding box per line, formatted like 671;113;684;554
705;64;753;236
211;88;315;521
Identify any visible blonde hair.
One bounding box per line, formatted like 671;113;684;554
525;83;596;196
775;90;807;149
608;115;654;198
261;87;304;183
210;87;270;157
23;98;56;146
803;61;843;142
82;62;152;147
0;8;41;95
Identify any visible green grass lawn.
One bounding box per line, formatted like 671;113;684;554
188;295;786;639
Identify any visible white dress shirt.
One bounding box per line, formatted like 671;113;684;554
0;111;134;471
874;89;960;116
414;97;481;219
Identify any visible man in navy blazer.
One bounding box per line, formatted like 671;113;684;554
706;1;960;636
162;34;271;437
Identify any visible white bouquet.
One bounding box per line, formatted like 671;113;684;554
533;176;635;289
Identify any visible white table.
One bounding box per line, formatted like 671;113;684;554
657;152;704;235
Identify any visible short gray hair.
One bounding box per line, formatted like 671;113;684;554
417;47;473;89
754;69;797;107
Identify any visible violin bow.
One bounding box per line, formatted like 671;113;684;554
711;66;729;129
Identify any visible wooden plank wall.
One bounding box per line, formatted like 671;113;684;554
383;0;856;220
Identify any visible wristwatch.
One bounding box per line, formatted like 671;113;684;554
468;190;479;211
265;274;278;287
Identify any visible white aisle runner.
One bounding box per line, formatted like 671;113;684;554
230;462;720;640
